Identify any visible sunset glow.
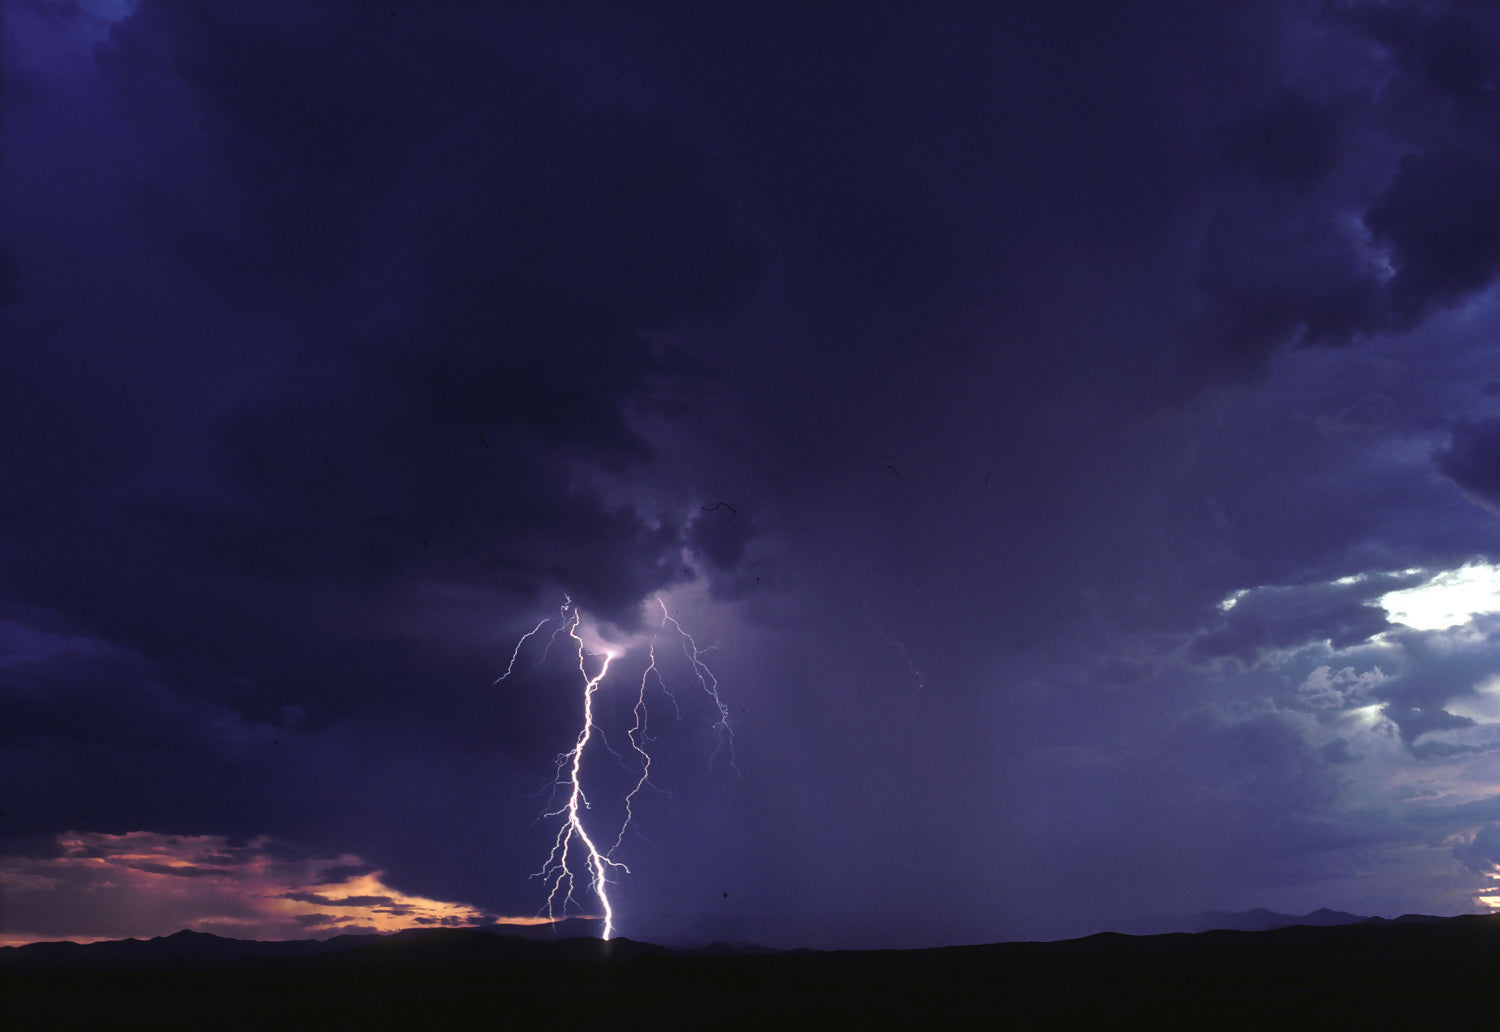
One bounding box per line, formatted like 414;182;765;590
0;831;549;947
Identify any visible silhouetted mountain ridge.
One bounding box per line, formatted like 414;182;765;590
0;926;377;971
8;915;1500;1029
1109;905;1450;935
0;924;665;973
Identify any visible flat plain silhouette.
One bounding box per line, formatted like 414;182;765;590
5;914;1498;1029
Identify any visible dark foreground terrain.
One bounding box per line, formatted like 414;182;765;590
5;915;1498;1030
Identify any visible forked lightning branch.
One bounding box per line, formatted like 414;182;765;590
495;596;735;940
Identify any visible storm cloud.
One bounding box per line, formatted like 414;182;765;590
5;0;1500;950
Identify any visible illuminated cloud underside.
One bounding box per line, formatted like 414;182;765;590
1378;563;1500;632
0;831;544;947
1216;562;1500;634
1214;564;1500;916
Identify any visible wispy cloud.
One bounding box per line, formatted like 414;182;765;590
0;831;548;946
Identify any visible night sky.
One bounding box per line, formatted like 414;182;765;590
6;0;1500;951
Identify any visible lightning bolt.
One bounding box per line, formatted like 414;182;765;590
862;593;932;759
863;593;926;691
532;609;625;940
498;594;733;941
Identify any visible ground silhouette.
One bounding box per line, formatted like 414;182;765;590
5;914;1497;1029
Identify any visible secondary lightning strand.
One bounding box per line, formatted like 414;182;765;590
494;596;574;684
533;594;574;668
861;593;932;760
862;593;926;691
657;597;738;776
493;618;550;684
610;637;658;857
532;610;627;940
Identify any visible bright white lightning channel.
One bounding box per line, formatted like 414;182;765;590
496;596;732;940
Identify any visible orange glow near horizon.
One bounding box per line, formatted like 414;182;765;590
1476;869;1500;914
0;831;569;947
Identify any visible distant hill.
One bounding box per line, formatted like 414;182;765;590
0;928;353;970
0;924;656;973
6;916;1500;1028
1106;906;1450;936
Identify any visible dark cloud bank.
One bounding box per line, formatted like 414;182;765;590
5;0;1500;948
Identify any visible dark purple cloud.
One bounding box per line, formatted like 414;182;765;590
313;864;377;885
282;892;396;908
0;242;20;309
1343;3;1500;112
6;0;1500;950
1191;575;1412;665
1366;146;1500;321
1436;416;1500;513
1220;94;1346;188
123;861;225;879
1454;822;1500;874
87;1;762;629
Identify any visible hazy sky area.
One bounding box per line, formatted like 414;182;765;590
6;0;1500;950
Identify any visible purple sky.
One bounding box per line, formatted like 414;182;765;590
5;0;1500;950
